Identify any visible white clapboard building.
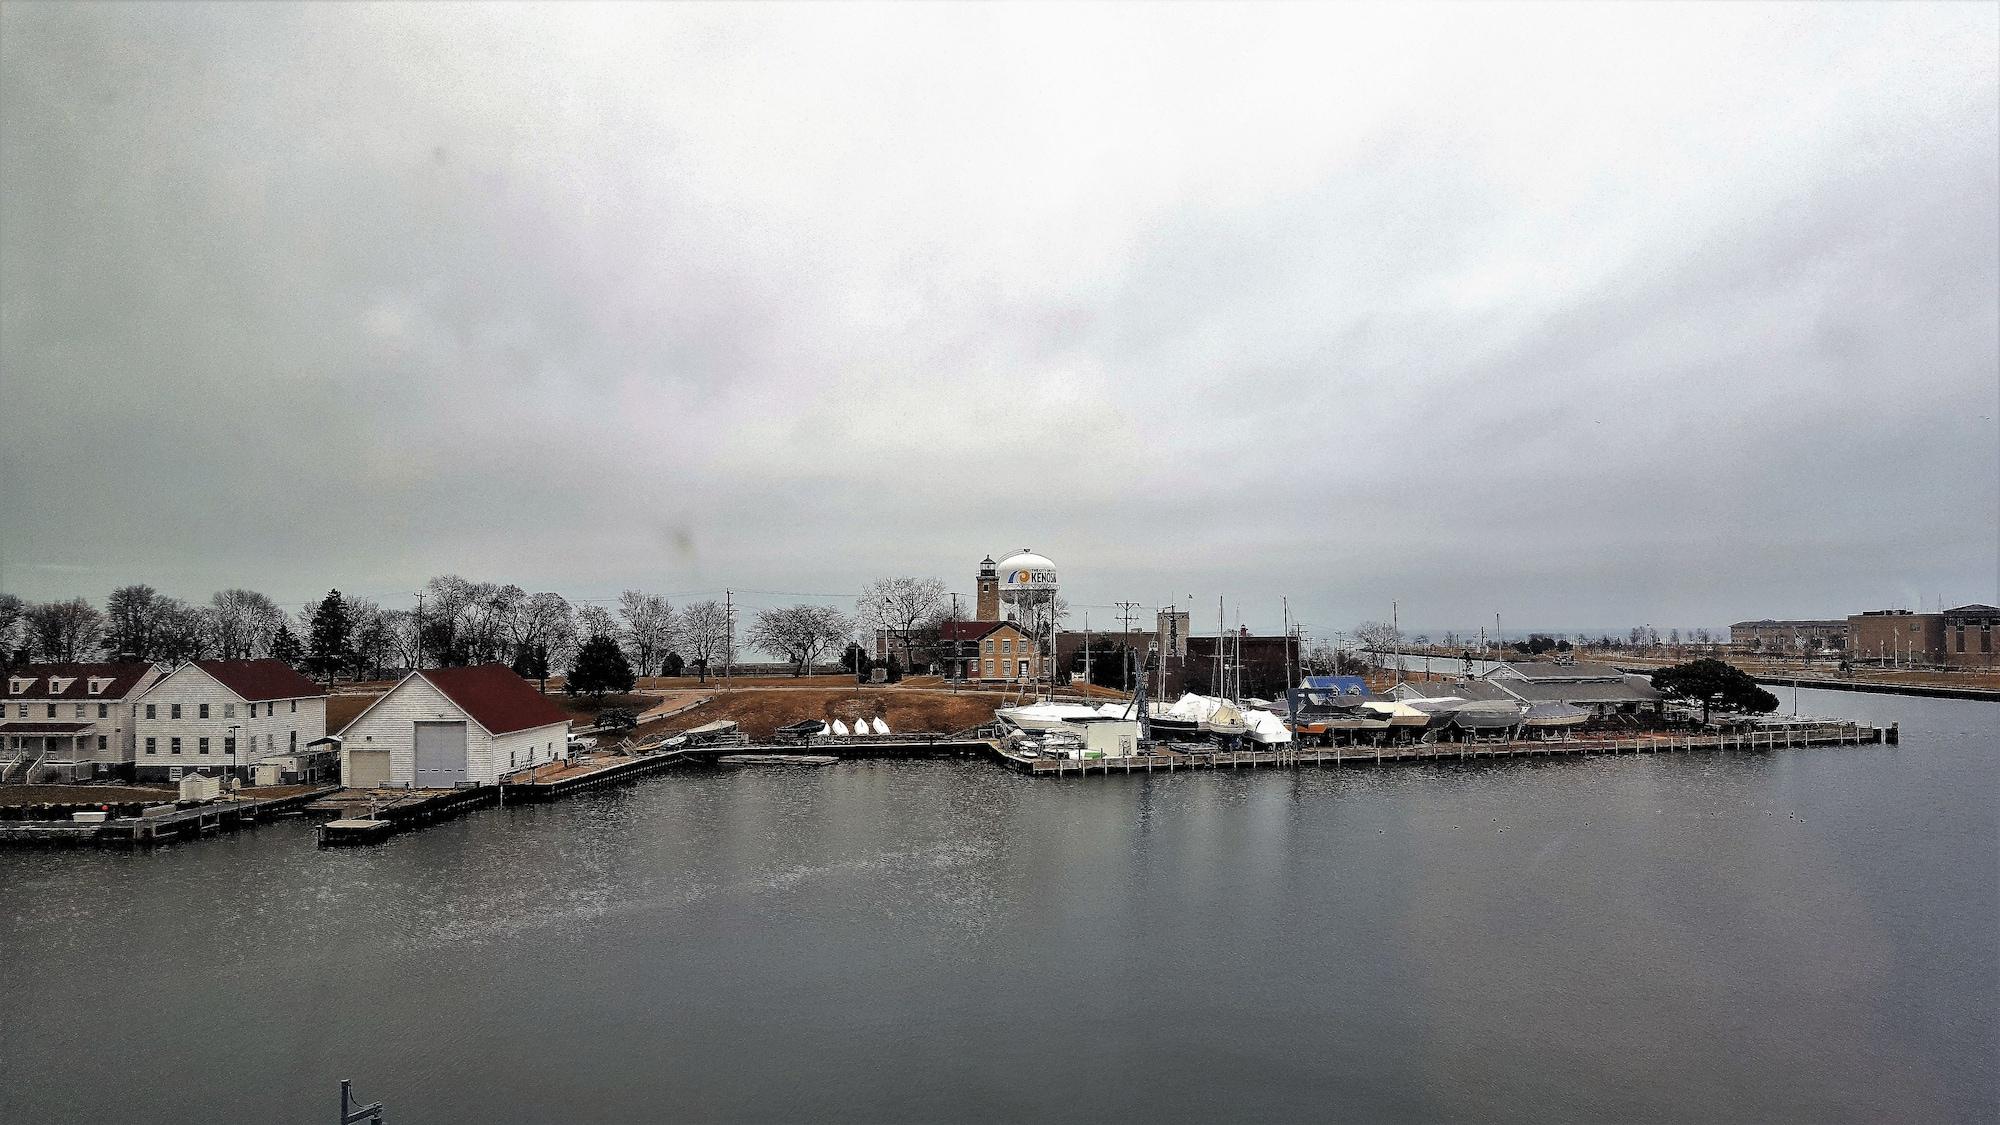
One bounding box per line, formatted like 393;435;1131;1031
132;659;329;783
337;664;570;789
2;662;163;782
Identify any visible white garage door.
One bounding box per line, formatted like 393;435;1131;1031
413;721;468;788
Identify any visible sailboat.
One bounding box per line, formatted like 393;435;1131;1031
1202;698;1249;738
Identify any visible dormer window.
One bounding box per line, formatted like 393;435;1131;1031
7;677;30;695
87;677;111;695
47;677;75;695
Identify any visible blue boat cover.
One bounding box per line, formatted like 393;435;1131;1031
1298;676;1373;706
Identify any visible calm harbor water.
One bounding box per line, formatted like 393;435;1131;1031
3;688;1994;1123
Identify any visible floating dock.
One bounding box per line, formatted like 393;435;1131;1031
999;721;1891;776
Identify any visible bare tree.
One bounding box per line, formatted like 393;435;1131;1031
618;591;676;677
1353;620;1402;666
382;609;423;669
1010;589;1069;646
208;589;282;659
748;605;851;676
679;600;732;683
105;584;168;660
154;599;210;663
857;577;947;667
0;593;22;659
503;591;576;671
25;598;104;661
577;603;618;643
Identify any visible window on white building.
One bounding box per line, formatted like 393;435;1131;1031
199;704;209;719
97;704;108;719
171;704;181;719
224;703;235;719
170;738;182;754
145;738;157;755
146;704;156;719
198;738;209;755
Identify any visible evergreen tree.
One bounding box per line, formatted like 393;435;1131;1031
270;622;303;667
1651;658;1780;724
568;634;635;701
306;589;354;687
512;642;551;691
662;651;685;678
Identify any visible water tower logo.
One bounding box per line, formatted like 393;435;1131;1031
997;549;1057;593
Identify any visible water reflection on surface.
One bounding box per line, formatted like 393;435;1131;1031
2;689;1993;1123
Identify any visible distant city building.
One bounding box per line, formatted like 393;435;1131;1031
1942;604;1999;670
338;663;568;789
1847;610;1945;666
1728;619;1847;654
1182;630;1300;700
1054;607;1191;691
132;659;327;783
1;662;161;782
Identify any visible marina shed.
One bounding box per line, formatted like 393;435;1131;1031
1481;662;1662;718
337;664;569;788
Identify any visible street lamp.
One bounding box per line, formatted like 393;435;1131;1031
228;724;240;792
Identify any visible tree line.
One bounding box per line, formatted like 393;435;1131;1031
1;571;1087;690
0;578;774;693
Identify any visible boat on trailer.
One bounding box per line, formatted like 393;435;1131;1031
996;701;1105;733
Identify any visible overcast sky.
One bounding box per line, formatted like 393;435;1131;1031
3;1;1995;637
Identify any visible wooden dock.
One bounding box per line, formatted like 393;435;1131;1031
0;785;340;847
498;749;689;802
308;784;497;846
1000;721;1891;777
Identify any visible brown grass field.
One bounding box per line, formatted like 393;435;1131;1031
327;694;381;732
0;784;174;806
636;687;1003;741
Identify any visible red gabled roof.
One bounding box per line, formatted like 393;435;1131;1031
193;659;327;702
3;662;154;700
419;664;569;736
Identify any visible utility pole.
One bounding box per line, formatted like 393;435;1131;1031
1392;599;1402;687
412;591;426;671
1112;600;1139;692
723;589;733;688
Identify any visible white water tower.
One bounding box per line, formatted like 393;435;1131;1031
995;548;1058;620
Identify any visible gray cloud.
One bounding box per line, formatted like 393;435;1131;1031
3;1;1995;637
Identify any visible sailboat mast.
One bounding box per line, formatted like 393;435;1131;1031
1215;595;1223;697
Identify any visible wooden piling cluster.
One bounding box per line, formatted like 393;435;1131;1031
1001;721;1890;778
